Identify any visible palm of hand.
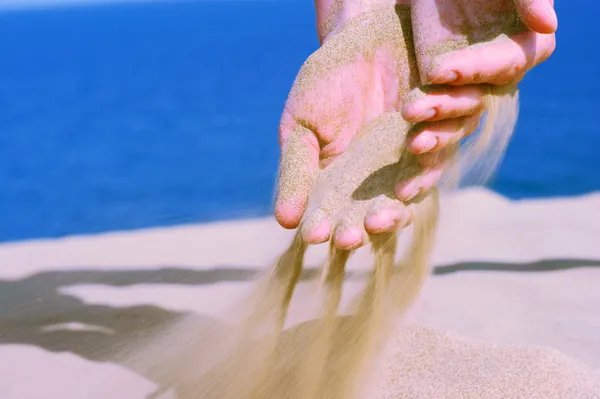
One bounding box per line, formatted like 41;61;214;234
281;23;414;166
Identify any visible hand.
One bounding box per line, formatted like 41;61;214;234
274;6;418;244
394;0;557;201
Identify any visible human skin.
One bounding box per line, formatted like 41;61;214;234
275;0;556;248
398;0;556;200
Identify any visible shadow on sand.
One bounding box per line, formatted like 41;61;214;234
0;258;598;397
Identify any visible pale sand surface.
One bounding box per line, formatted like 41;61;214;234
0;187;599;398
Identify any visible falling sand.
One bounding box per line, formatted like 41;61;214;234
113;4;600;399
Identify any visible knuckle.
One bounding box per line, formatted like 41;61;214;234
470;71;483;83
438;107;459;119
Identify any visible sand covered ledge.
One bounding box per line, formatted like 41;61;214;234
0;188;598;398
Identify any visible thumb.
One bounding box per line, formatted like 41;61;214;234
514;0;558;34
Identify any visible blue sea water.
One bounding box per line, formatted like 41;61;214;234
0;0;597;242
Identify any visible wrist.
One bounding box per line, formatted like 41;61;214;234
316;0;406;44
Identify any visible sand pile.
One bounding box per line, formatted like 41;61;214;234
372;324;600;399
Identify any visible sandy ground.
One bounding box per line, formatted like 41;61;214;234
0;187;598;398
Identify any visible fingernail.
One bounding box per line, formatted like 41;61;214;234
430;70;458;84
397;182;420;202
403;187;420;201
410;133;436;154
373;221;396;234
420;108;436;121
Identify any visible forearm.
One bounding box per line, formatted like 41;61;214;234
314;0;402;43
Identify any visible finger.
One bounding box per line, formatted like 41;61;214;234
395;162;446;202
408;113;482;155
402;85;485;123
333;210;368;250
275;112;320;229
303;218;332;244
333;226;365;250
364;204;411;234
514;0;558;34
363;194;412;235
427;30;556;86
